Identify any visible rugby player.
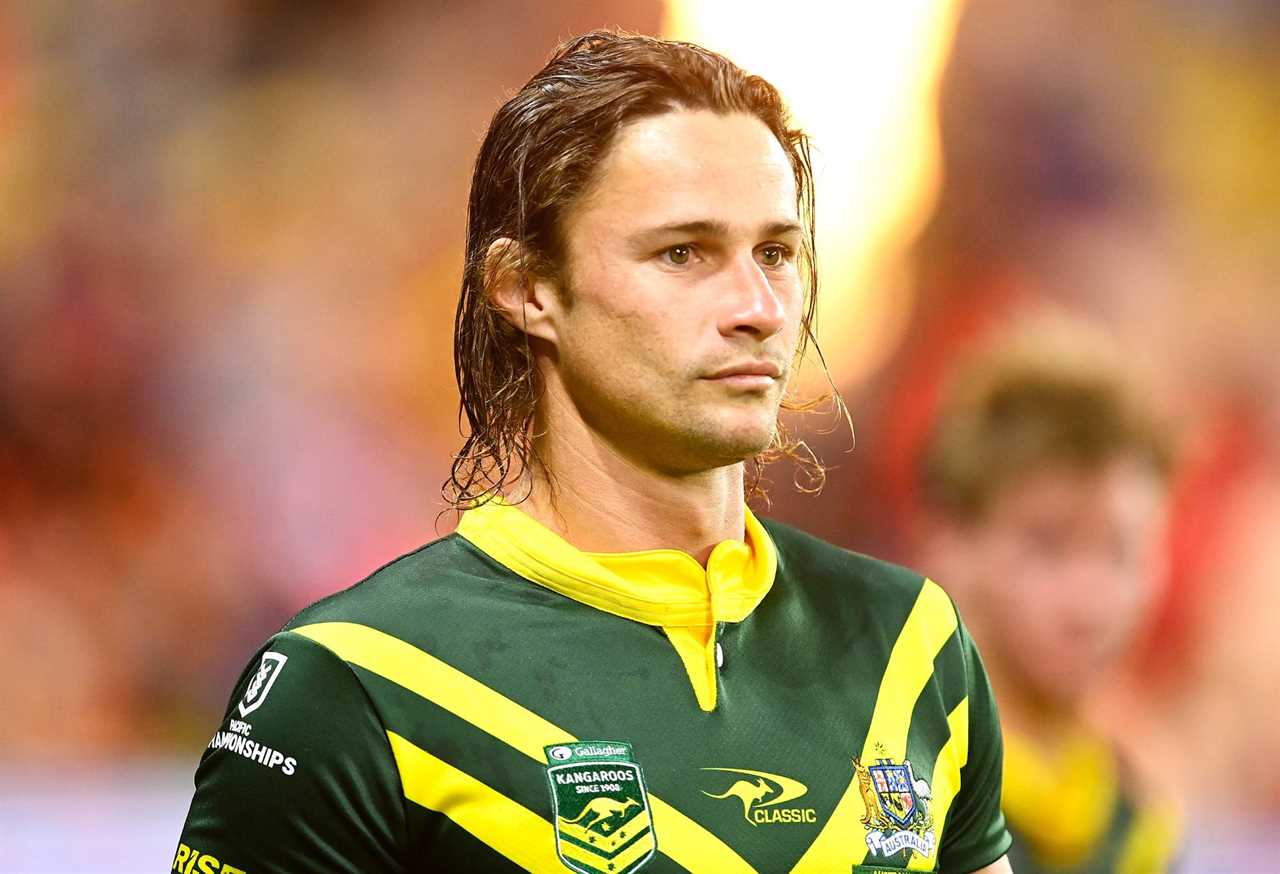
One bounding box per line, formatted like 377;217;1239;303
174;31;1013;873
916;320;1179;873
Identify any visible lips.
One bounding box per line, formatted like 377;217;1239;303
704;361;784;380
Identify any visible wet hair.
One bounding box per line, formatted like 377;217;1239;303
446;30;837;509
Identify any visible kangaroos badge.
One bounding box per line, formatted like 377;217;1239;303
544;741;657;874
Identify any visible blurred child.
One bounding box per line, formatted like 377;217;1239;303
916;317;1181;873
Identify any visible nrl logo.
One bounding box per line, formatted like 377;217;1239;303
700;767;817;826
238;651;287;717
854;748;936;862
544;741;656;874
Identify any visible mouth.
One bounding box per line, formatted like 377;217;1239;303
702;360;784;389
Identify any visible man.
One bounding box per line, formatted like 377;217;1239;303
174;31;1012;873
916;319;1181;873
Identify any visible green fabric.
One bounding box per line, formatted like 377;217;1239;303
942;619;1010;872
177;633;407;874
174;521;1010;873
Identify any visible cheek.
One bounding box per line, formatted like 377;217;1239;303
779;278;806;342
995;580;1061;642
979;550;1073;643
1093;573;1155;636
557;306;683;402
570;262;703;345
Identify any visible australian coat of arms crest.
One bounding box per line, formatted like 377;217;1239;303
854;751;936;862
544;741;657;874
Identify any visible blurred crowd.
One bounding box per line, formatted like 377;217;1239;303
0;0;664;759
1;0;1278;855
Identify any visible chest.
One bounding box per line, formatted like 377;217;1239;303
370;593;965;872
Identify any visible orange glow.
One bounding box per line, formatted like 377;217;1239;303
663;0;962;391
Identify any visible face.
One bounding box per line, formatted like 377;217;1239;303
951;458;1169;710
539;110;804;474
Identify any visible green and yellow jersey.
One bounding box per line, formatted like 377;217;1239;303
174;501;1010;873
1002;730;1181;874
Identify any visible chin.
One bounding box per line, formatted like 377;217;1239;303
657;404;779;468
709;415;778;455
1031;668;1101;711
713;435;779;469
663;428;770;471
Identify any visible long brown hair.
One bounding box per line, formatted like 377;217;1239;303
446;30;839;509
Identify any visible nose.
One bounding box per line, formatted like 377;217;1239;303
1059;553;1143;629
717;253;787;340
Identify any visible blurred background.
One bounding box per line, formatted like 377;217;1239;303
1;0;1277;870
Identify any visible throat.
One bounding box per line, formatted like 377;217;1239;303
521;458;746;562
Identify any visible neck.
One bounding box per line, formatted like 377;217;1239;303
517;404;746;564
982;655;1085;756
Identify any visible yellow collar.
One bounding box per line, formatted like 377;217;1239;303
455;498;778;711
455;498;777;627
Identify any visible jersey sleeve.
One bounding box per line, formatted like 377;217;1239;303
938;617;1013;873
172;631;407;874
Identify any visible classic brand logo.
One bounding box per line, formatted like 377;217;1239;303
700;767;818;826
854;751;936;862
544;741;656;874
237;651;287;717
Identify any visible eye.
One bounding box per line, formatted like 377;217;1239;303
758;244;790;267
664;244;693;266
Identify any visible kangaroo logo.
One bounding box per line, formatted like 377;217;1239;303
563;797;640;833
700;767;816;827
544;741;656;874
702;778;773;821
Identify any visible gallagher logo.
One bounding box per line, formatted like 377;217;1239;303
700;767;817;826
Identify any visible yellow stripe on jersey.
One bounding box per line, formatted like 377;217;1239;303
861;580;959;764
791;579;958;872
648;796;756;872
386;731;562;872
291;622;757;874
560;831;656;873
908;698;969;871
293;622;569;760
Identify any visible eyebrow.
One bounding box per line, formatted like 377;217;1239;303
627;219;803;248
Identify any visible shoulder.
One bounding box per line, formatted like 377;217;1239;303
760;516;938;613
182;623;407;870
280;532;503;634
756;517;971;678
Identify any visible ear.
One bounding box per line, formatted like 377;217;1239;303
484;238;563;345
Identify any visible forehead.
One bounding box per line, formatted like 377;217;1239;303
571;109;798;234
987;458;1168;526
